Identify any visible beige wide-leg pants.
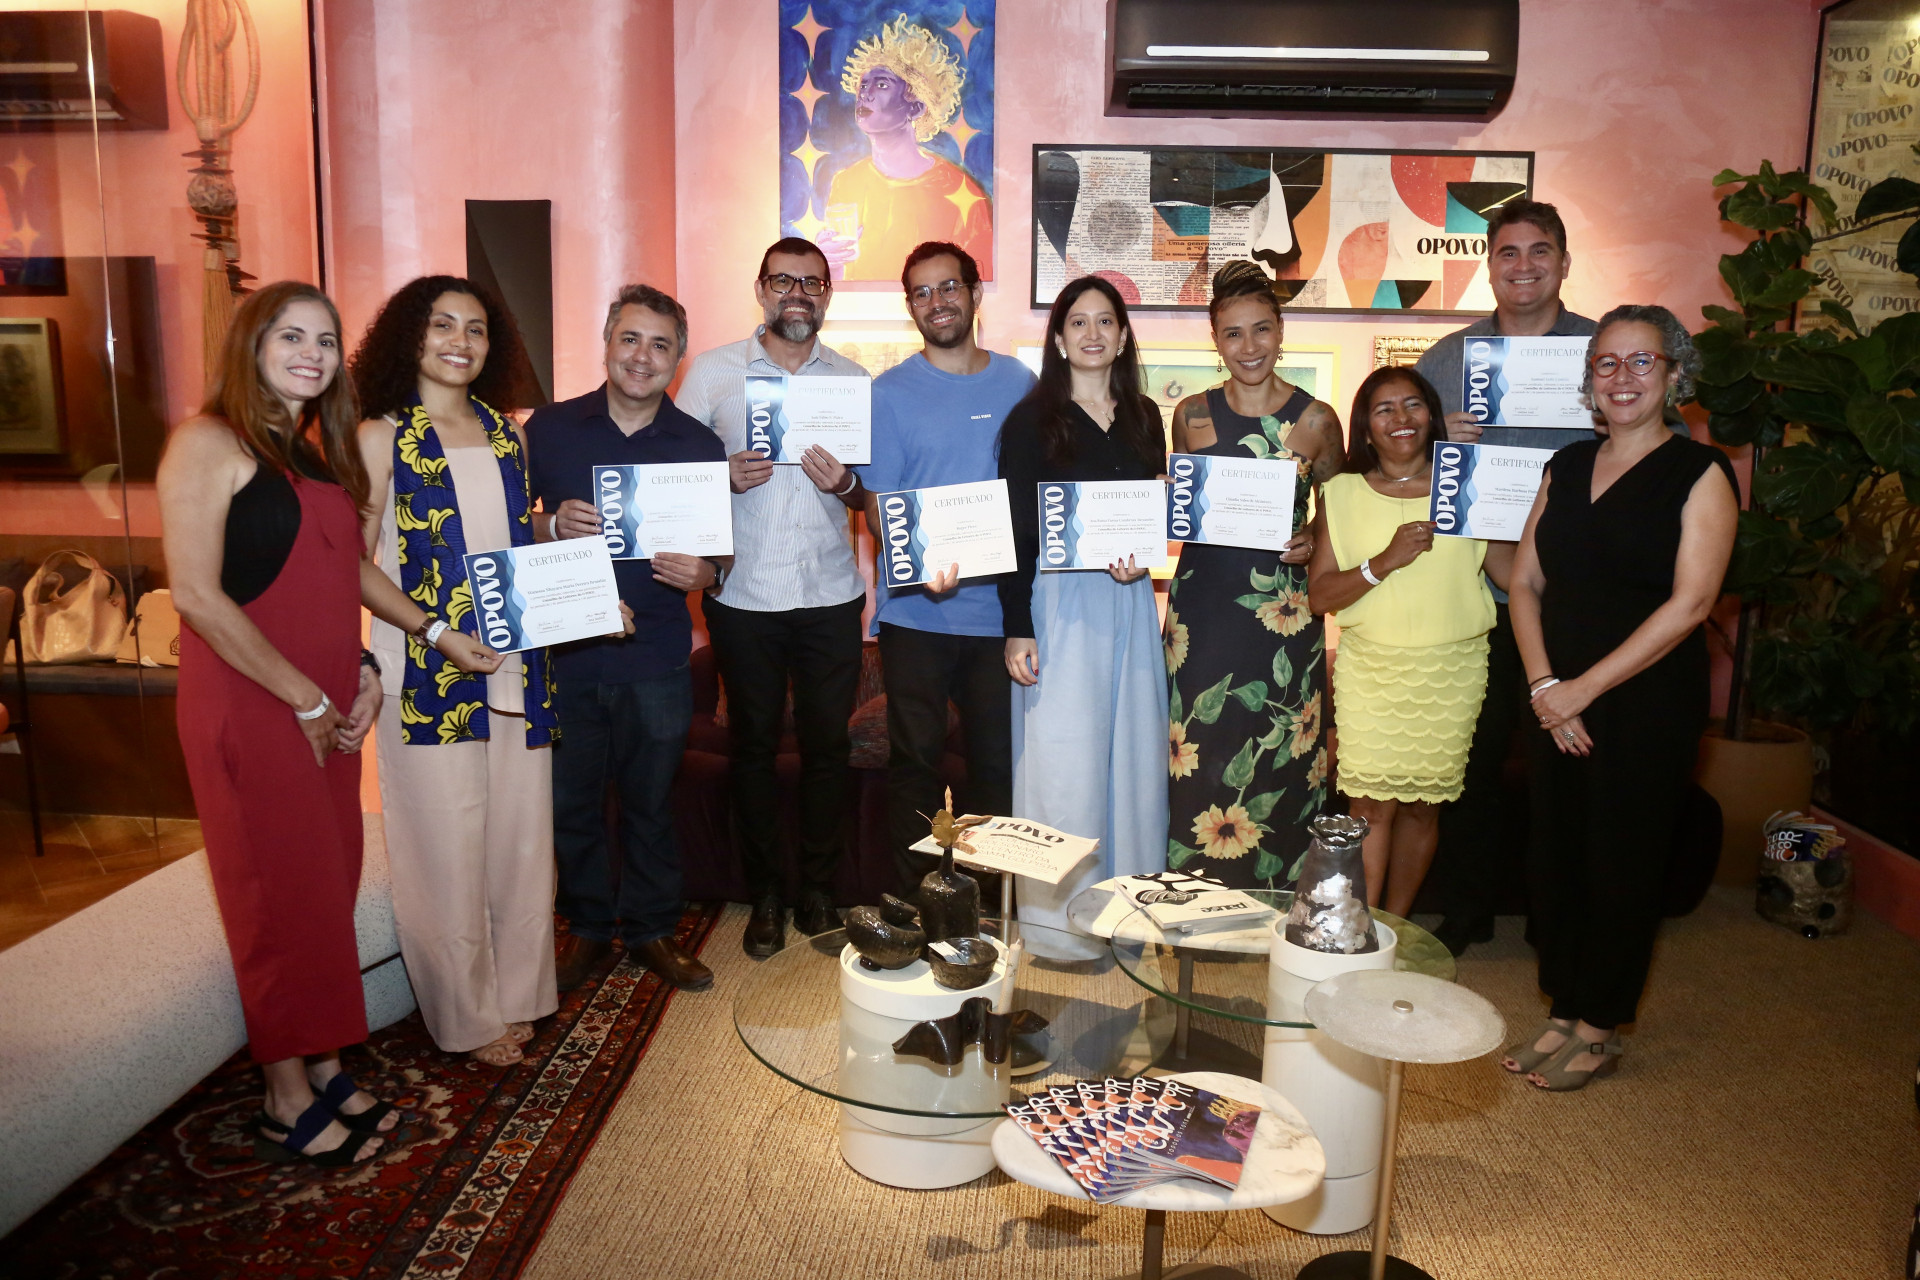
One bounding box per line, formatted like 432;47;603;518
376;697;558;1053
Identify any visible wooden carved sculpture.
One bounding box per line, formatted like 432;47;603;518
178;0;260;376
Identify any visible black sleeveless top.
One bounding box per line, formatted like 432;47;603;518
223;446;332;606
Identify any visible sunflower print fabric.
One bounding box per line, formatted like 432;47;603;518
390;397;559;747
1165;386;1330;889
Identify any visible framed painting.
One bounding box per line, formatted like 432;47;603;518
780;3;995;287
1032;145;1533;314
1373;335;1439;369
0;318;64;455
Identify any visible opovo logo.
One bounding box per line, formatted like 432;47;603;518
881;494;916;584
1168;455;1198;539
1041;484;1069;565
469;554;515;649
1432;444;1464;534
596;467;629;557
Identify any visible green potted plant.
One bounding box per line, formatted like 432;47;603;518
1692;160;1920;872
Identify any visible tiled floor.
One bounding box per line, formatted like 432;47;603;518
0;808;203;951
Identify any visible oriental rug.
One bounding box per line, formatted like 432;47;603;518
0;904;722;1280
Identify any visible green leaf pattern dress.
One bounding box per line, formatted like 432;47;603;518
1165;385;1330;889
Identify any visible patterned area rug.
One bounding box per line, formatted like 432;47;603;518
0;905;722;1280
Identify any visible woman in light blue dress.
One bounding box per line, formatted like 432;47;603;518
998;276;1169;951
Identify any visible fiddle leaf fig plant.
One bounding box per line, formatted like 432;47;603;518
1694;160;1920;738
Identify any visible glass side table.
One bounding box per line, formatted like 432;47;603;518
1071;886;1459;1236
733;920;1173;1190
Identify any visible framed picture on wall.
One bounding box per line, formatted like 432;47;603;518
0;318;64;455
1032;145;1534;315
1802;0;1920;329
780;5;996;288
1373;335;1439;369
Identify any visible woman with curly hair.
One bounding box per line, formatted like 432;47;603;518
1307;367;1508;918
1165;261;1345;890
351;276;559;1067
1503;305;1736;1090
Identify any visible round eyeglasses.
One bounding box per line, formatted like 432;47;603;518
761;273;830;297
908;279;966;308
1589;351;1668;378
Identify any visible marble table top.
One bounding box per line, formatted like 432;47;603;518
990;1071;1325;1212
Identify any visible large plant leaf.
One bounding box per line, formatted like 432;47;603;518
1722;184;1800;231
1771;386;1849;431
1708;396;1776;447
1835;329;1893;392
1848;395;1920;476
1694;327;1760;384
1875;312;1920;385
1694;376;1764;414
1763;345;1865;398
1752;268;1821;311
1819;301;1864;335
1899;218;1920;279
1852;175;1920;222
1718;251;1770;306
1727;509;1805;596
1753;443;1858;519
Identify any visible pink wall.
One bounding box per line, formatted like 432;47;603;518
675;0;1822;403
318;0;677;401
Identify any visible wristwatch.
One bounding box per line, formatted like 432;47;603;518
705;559;727;593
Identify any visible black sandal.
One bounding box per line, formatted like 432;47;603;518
315;1070;398;1134
253;1099;381;1166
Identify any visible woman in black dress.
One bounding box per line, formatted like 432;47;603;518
1506;304;1738;1090
1165;262;1345;888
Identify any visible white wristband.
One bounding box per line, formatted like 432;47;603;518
546;512;559;540
422;619;448;647
1530;677;1562;697
833;470;858;497
1359;558;1384;587
294;691;332;721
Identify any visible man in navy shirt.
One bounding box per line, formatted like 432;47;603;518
528;284;728;993
861;241;1035;894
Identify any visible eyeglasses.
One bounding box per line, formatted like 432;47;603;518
908;279;966;308
1589;351;1668;378
761;273;830;297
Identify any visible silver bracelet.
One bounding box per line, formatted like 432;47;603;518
833;470;859;497
546;512;559;540
422;619;449;647
1359;558;1384;587
294;691;332;721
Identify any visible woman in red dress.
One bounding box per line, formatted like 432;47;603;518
162;281;400;1166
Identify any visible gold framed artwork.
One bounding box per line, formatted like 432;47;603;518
0;318;64;455
1373;335;1438;369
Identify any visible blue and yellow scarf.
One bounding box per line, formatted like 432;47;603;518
391;398;558;746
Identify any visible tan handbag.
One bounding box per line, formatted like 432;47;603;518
22;550;128;664
115;587;181;667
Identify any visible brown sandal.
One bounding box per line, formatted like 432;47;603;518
1526;1030;1622;1091
1500;1018;1573;1074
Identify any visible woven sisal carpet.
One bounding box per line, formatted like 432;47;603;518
0;905;723;1280
524;887;1919;1280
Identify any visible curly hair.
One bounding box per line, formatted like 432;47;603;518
1580;304;1702;406
349;275;531;421
839;15;965;143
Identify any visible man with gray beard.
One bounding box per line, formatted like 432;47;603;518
678;237;870;956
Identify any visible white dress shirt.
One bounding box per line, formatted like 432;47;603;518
676;327;869;613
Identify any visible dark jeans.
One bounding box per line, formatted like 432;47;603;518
551;665;692;948
1435;603;1524;923
705;595;863;902
878;623;1013;894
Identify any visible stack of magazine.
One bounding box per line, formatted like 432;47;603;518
1114;871;1276;935
1003;1076;1259;1202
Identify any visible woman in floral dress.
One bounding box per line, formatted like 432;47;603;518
1165;262;1346;888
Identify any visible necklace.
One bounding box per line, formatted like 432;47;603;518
1377;468;1427;484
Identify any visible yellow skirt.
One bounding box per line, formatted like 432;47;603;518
1331;630;1490;804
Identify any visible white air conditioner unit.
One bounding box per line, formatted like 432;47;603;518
0;11;168;129
1108;0;1519;120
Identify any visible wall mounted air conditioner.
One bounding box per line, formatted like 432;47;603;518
0;11;167;129
1108;0;1519;120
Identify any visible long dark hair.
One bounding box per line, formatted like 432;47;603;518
349;275;530;421
1017;275;1161;468
202;280;369;514
1344;367;1443;475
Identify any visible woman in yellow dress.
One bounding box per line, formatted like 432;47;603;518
1306;367;1511;916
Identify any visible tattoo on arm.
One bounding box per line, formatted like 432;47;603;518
1298;403;1346;483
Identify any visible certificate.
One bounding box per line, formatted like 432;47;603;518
1166;453;1297;552
460;540;624;654
742;373;871;464
1036;480;1169;571
1462;336;1590;429
1429;441;1554;541
592;461;733;559
873;479;1017;587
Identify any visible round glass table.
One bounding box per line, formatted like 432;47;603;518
732;919;1175;1188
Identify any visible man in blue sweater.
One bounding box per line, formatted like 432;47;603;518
861;241;1035;894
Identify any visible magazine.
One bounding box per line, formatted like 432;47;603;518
1003;1076;1258;1201
1113;871;1277;935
